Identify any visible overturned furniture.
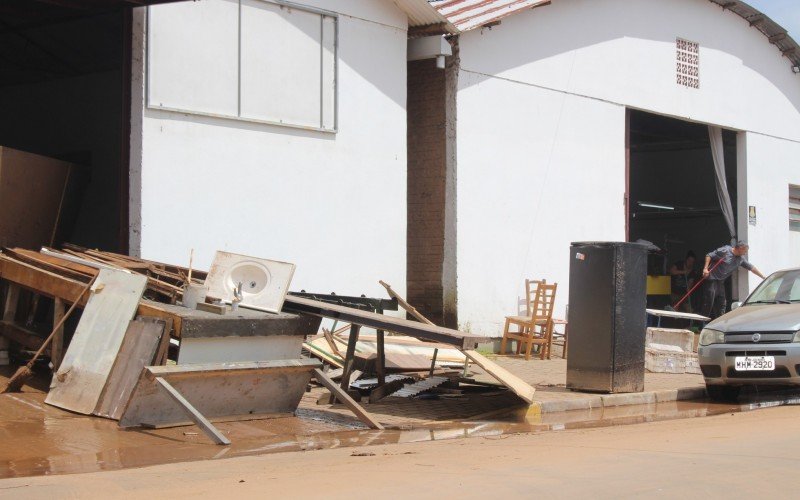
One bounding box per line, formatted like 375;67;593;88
119;360;321;445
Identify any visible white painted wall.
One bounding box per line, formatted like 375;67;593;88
740;132;800;291
455;0;800;335
134;0;408;299
456;72;625;333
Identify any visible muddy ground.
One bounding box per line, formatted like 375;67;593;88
3;404;799;498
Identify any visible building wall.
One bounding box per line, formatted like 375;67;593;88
133;0;408;299
741;132;800;290
455;0;800;335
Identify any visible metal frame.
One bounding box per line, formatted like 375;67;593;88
145;0;339;133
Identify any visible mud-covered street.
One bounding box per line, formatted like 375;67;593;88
3;403;799;499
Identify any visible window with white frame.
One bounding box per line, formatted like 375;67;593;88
790;184;800;231
147;0;337;132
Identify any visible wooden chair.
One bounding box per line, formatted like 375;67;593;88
551;305;568;359
513;279;544;354
501;282;558;360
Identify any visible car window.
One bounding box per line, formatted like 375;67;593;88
791;277;800;301
747;270;800;303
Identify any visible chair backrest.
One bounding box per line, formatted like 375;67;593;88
524;279;546;316
530;282;558;321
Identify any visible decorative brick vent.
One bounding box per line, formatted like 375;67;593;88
676;38;700;89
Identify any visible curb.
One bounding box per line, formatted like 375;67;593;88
531;386;707;414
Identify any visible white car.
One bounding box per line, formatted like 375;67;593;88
697;268;800;401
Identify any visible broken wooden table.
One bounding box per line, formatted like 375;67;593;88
283;295;535;404
288;292;398;402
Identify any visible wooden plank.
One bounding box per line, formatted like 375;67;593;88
51;298;66;370
153;317;173;365
462;350;535;404
2;283;20;322
379;280;435;325
154;377;230;445
339;324;361;399
313;368;384;430
646;308;710;321
94;317;167;420
0;256;183;335
45;269;148;414
145;358;320;379
303;341;344;367
283;295;481;349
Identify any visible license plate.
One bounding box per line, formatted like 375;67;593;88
734;356;775;371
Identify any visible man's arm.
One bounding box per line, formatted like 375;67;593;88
703;255;712;278
739;259;765;280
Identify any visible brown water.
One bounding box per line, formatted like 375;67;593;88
3;387;798;480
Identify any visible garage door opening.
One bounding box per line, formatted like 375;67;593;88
626;109;738;312
0;3;130;252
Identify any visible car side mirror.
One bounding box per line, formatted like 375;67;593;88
731;301;742;310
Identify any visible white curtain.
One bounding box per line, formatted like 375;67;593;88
708;126;736;241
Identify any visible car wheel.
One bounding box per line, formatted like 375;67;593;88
705;385;741;402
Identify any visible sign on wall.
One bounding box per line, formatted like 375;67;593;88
147;0;337;132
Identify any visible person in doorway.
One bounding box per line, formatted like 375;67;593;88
670;251;699;312
701;241;766;319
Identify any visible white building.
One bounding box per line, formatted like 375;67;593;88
1;0;797;336
0;0;450;303
406;0;800;334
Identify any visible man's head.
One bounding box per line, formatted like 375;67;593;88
733;240;749;256
685;250;696;267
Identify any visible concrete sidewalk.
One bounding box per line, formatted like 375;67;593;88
482;356;707;413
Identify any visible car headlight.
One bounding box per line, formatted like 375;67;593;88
699;328;725;346
793;331;800;343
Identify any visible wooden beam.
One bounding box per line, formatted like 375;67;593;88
379;280;434;325
769;32;788;43
283;295;481;349
338;325;361;402
51;298;66;369
154;377;230;445
0;255;183;337
462;350;535;404
313;368;384;430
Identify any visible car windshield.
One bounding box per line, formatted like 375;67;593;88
745;269;800;305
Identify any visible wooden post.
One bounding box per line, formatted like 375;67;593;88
2;284;20;322
375;304;386;387
1;284;20;365
335;324;361;403
314;369;384;430
155;377;230;445
51;298;66;370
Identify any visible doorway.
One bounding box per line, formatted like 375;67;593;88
0;2;131;252
627;109;738;310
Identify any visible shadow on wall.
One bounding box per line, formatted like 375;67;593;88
456;0;800;116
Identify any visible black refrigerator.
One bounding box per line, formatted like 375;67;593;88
566;242;647;393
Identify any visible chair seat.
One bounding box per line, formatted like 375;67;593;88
505;315;548;325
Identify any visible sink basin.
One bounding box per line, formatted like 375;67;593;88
229;262;271;296
205;251;296;313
